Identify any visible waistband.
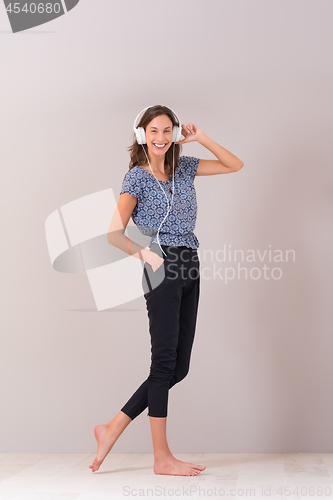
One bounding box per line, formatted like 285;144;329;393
161;245;197;251
150;242;198;253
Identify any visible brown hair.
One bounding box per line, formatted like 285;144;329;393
127;105;183;180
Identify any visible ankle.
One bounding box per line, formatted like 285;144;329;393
154;451;173;462
104;422;116;434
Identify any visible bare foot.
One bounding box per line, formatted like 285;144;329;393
89;424;117;472
154;454;206;476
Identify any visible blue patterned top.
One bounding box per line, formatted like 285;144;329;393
119;155;200;248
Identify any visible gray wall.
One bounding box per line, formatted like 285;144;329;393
1;0;332;453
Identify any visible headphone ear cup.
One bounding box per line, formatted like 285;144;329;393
136;126;146;145
173;125;181;143
134;129;141;144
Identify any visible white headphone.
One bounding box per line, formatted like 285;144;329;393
133;105;184;144
133;106;185;257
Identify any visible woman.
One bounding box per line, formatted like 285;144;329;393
89;105;244;476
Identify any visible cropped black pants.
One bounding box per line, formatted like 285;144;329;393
120;243;200;419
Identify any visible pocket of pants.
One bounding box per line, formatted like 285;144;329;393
142;259;166;297
153;258;165;273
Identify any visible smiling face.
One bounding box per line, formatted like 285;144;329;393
145;114;174;160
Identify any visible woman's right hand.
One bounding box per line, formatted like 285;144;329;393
149;253;165;273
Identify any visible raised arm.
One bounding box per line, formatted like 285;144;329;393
196;132;244;175
175;122;244;175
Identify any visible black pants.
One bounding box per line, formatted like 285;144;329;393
120;243;200;419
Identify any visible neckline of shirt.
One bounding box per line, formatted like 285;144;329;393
135;164;180;183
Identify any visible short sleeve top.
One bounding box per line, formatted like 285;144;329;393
119;155;200;248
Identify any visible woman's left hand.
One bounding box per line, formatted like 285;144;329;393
175;123;204;144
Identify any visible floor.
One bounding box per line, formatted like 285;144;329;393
0;453;333;499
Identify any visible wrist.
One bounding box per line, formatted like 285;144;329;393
141;248;154;265
197;131;208;145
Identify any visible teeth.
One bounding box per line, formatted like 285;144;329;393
154;143;166;148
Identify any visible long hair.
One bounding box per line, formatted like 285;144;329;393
127;105;183;180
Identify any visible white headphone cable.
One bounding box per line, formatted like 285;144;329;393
141;143;175;258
